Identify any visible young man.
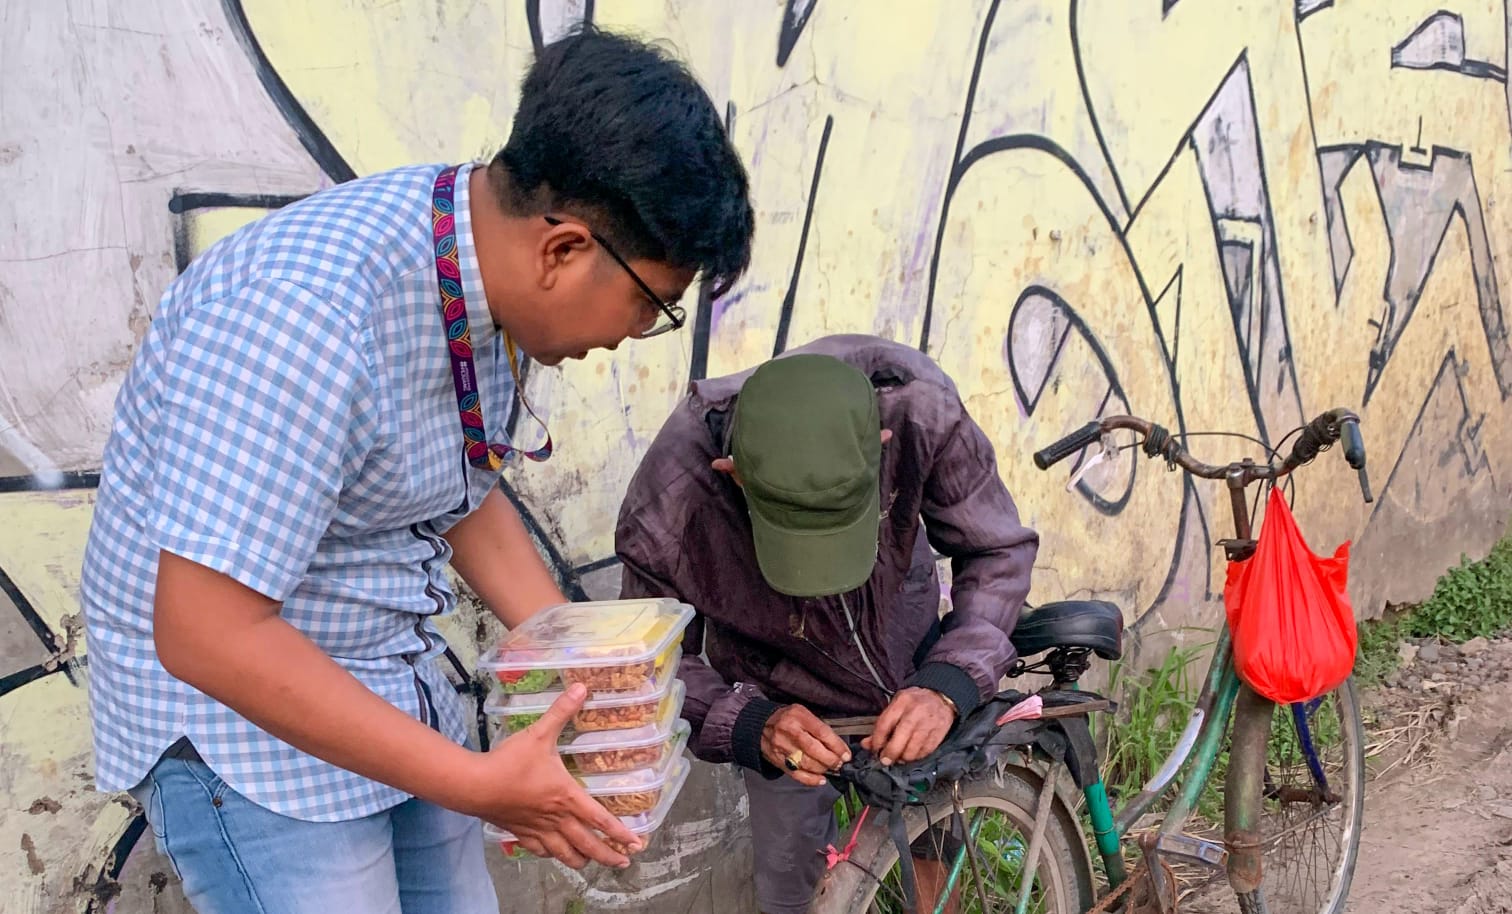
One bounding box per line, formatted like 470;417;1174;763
615;335;1038;914
80;26;753;914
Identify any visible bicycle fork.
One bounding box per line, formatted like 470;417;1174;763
1225;683;1275;914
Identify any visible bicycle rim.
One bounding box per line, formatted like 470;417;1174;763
808;767;1096;914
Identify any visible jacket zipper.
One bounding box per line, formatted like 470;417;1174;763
840;594;894;699
792;597;896;701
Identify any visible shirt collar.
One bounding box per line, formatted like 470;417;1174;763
450;161;497;350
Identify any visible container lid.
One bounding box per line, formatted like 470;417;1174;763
577;719;691;795
485;755;693;848
479;599;695;673
484;662;683;717
557;681;689;755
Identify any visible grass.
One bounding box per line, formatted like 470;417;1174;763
1097;643;1209;813
1353;531;1512;687
1098;638;1350;828
1352;609;1409;687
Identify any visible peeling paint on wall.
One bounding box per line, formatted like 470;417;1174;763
3;0;1511;910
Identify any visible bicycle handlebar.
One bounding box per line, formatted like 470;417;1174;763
1032;421;1103;470
1034;407;1374;503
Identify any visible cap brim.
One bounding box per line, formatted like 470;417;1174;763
747;486;881;598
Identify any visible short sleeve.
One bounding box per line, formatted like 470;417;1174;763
148;279;376;601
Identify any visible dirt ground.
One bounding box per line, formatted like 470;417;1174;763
1344;634;1512;914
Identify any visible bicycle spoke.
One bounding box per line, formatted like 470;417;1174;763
855;806;1061;914
959;809;995;913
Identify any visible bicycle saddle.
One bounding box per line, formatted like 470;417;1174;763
1010;600;1124;660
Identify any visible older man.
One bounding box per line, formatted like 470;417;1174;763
615;334;1037;914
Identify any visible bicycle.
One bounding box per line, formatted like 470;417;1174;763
808;408;1372;914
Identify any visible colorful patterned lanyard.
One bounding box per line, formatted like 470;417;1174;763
431;165;553;470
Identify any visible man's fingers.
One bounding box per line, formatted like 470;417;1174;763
579;796;644;854
881;716;917;766
529;682;589;740
561;818;632;869
866;702;903;754
792;728;843;770
901;723;942;763
812;721;853;764
787;768;828;788
539;832;588;870
518;836;548;858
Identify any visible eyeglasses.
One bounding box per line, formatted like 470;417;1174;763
544;216;686;337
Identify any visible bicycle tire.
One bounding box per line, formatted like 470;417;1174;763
807;763;1097;914
1222;677;1364;914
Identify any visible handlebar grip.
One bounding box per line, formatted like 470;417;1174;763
1340;418;1374;503
1341;420;1366;470
1034;421;1103;470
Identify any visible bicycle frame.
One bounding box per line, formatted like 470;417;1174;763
1085;627;1245;887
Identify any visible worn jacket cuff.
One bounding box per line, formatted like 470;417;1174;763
906;662;983;719
731;697;784;779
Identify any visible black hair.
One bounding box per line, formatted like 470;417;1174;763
494;24;755;296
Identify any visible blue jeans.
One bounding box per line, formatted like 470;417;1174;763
130;756;499;914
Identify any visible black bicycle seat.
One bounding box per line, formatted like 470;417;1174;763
1010;600;1124;660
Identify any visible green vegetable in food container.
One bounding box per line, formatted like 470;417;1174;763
504;712;545;734
495;668;558;694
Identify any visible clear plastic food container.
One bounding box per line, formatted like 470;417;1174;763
485;756;692;858
486;675;686;741
480;599;695;695
577;724;690;815
559;698;690;777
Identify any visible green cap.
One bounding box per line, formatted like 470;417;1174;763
731;354;882;597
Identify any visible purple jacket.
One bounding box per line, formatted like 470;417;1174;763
615;335;1037;775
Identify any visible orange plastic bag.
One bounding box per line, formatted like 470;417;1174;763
1223;488;1357;704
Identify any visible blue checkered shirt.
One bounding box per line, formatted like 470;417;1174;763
81;163;515;821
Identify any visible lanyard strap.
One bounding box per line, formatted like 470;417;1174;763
431;165;553;469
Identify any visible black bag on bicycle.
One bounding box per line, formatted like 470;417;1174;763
829;689;1107;913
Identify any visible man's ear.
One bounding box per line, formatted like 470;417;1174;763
537;219;592;290
711;456;745;488
881;429;894;445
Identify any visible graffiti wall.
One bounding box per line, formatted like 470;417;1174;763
3;0;1509;909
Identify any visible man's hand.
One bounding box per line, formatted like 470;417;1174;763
761;705;852;787
862;687;957;766
464;683;645;868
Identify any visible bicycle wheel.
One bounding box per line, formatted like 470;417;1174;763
1251;677;1364;914
808;764;1097;914
1195;678;1365;914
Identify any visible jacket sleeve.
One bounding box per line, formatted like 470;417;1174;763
904;391;1039;716
617;556;784;777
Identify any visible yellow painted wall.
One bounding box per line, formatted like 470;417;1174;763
3;1;1510;909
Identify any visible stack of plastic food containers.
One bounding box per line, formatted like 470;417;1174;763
479;598;695;858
